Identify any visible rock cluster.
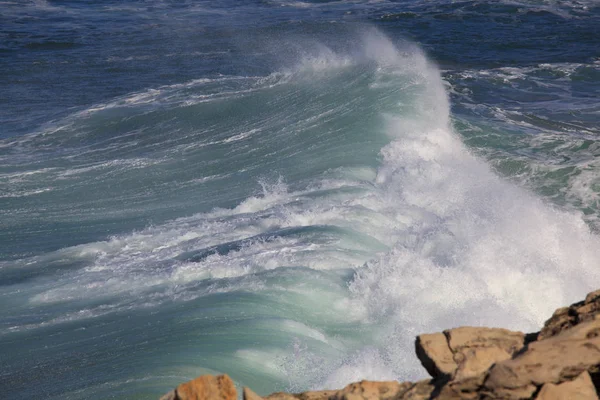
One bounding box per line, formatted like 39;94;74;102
160;375;237;400
160;289;600;400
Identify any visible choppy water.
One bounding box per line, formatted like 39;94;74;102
1;1;599;399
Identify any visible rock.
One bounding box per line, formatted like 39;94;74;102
161;374;237;400
266;390;336;400
485;316;600;398
331;380;414;400
298;391;338;400
539;289;600;340
453;346;512;382
265;393;299;400
160;390;178;400
537;371;599;400
415;332;456;378
269;380;434;400
482;362;539;400
445;327;524;355
447;327;525;382
416;327;525;382
244;387;264;400
400;380;435;400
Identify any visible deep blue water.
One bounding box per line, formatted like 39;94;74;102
1;1;600;399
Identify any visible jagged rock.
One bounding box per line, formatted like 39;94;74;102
416;327;525;381
262;381;433;400
415;332;456;378
299;391;338;400
449;327;525;382
331;380;414;400
244;387;264;400
266;390;337;400
446;327;524;355
485;316;600;398
302;392;339;400
439;379;480;400
398;380;435;400
453;346;511;382
536;371;599;400
265;393;298;400
539;289;600;340
160;390;178;400
161;374;236;400
280;390;337;400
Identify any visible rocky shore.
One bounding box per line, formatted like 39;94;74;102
160;289;600;400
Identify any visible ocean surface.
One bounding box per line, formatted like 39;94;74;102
1;1;599;398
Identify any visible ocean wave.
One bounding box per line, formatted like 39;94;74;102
3;31;599;391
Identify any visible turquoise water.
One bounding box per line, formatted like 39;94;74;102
1;1;600;399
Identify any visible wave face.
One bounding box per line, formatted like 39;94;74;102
1;2;599;399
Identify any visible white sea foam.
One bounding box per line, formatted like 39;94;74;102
316;33;600;385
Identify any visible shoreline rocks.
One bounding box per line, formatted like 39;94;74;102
160;289;600;400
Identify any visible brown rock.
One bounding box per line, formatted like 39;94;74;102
416;327;525;382
266;390;336;400
443;377;483;400
298;391;338;400
415;332;457;378
244;387;264;400
485;317;600;398
449;327;525;383
434;383;478;400
539;307;570;339
539;289;600;340
332;380;413;400
166;374;237;400
453;347;512;382
482;362;539;400
266;393;299;400
586;289;600;304
160;390;178;400
399;380;435;400
537;371;599;400
445;327;525;355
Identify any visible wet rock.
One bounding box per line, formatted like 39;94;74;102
415;332;456;378
536;371;598;400
448;327;525;382
298;391;338;400
266;390;337;400
485;316;600;398
160;390;178;400
445;327;524;355
453;346;512;382
400;380;435;400
161;374;236;400
539;289;600;340
416;327;525;382
244;387;264;400
331;380;414;400
265;393;298;400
